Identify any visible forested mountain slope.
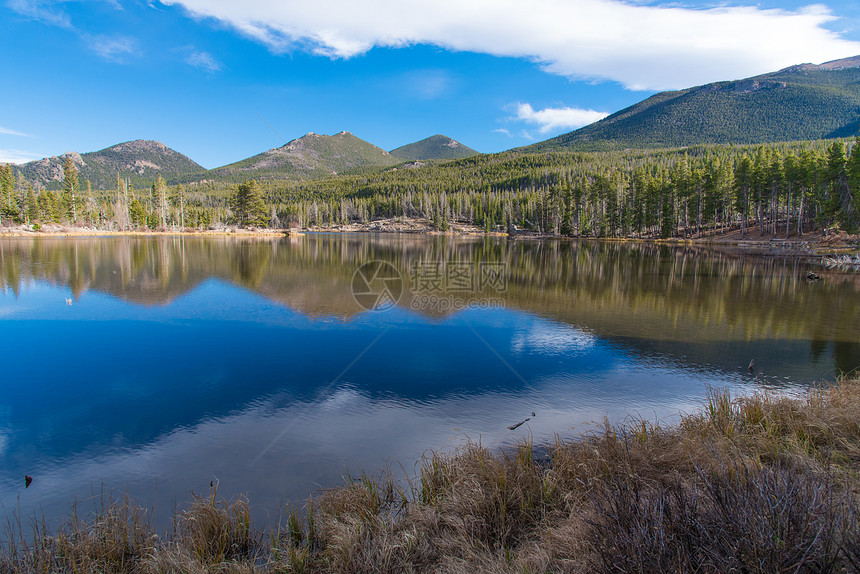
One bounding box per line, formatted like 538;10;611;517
525;56;860;152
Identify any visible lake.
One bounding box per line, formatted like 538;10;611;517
0;234;857;530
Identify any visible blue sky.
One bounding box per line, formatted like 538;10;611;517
2;0;860;169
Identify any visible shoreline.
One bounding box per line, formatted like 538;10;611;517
2;376;858;573
2;219;857;259
0;227;288;238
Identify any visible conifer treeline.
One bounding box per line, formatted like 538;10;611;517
1;139;859;237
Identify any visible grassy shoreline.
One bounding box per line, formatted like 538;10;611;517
3;377;859;573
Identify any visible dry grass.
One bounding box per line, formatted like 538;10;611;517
0;491;153;573
3;376;860;573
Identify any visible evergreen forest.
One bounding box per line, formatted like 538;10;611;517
2;138;860;238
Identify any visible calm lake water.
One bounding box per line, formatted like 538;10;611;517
0;235;858;530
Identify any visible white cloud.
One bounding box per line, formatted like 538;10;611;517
88;34;138;61
159;0;860;90
7;0;74;28
0;126;33;138
9;2;137;62
514;103;609;133
185;50;223;73
7;0;121;29
0;149;43;164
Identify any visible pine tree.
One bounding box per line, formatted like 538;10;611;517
25;184;38;224
560;184;574;236
0;164;18;222
734;156;753;237
825;141;851;231
232;180;268;228
62;155;79;224
176;184;186;229
129;198;147;228
84;179;93;225
153;175;168;229
845;138;860;232
784;153;801;238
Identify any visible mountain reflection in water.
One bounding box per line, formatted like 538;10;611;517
0;235;856;530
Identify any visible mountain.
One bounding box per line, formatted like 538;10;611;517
193;131;400;183
524;55;860;152
14;140;204;190
389;135;479;160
